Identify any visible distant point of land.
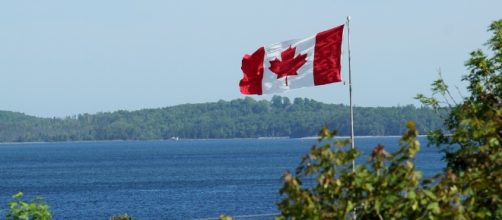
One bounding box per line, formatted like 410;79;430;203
0;96;445;143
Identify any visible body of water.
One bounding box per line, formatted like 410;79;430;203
0;137;443;219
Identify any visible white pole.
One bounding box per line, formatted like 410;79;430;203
346;16;355;172
346;15;357;220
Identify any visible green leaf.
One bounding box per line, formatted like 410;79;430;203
13;192;23;199
427;202;440;214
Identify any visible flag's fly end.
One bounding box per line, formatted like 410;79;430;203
240;47;265;95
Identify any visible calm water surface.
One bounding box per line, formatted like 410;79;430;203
0;137;443;219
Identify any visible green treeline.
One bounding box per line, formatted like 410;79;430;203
0;96;445;142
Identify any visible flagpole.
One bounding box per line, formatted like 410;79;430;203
346;16;355;172
346;15;357;220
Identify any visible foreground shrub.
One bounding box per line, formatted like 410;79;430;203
109;213;134;220
6;192;52;220
277;123;450;219
276;19;502;219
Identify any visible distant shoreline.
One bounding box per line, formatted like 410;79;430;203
0;135;428;145
0;97;446;145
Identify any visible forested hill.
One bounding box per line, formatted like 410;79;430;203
0;96;445;142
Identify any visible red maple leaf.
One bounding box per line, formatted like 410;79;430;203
269;46;307;86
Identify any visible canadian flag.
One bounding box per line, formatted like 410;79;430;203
240;24;344;95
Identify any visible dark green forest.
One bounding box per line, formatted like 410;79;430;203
0;96;445;142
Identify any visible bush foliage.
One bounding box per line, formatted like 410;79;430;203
6;192;52;220
276;19;502;219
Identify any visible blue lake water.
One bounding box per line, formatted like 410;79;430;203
0;137;444;219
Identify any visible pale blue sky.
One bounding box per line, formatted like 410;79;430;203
1;1;501;117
